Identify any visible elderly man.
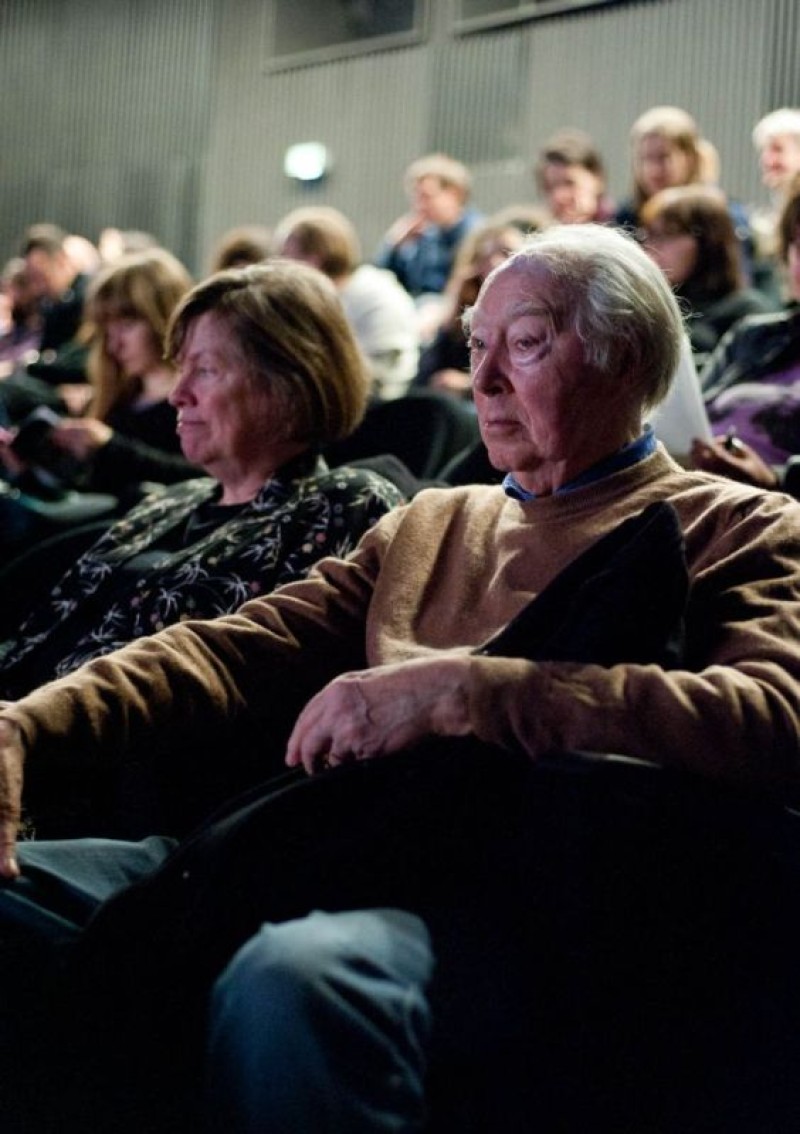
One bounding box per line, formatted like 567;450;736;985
1;224;800;1132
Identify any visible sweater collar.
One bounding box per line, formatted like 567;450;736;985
503;426;657;502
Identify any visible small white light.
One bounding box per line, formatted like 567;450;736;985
283;142;331;182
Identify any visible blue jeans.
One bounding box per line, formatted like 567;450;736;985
0;838;434;1133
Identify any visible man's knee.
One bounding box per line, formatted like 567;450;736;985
213;907;433;1017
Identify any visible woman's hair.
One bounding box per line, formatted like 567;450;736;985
466;223;684;412
166;259;370;446
85;248;193;420
273;207;360;280
641;185;743;298
629;105;703;210
208;225;274;274
777;173;800;262
443;221;527;327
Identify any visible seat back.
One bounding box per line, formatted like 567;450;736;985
325;390;480;480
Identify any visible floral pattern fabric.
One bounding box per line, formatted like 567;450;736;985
0;454;403;696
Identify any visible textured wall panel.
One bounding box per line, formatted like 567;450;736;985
0;0;216;269
2;0;799;272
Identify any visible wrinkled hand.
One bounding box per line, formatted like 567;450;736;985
690;435;778;489
0;717;25;879
51;417;113;460
285;655;472;775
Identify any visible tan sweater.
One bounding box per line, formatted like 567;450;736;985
7;447;800;792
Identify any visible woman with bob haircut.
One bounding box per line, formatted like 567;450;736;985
641;184;774;362
0;260;402;739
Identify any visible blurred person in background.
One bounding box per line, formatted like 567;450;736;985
0;248;197;507
641;184;775;365
534;127;615;224
208;225;274;274
691;174;800;493
278;205;419;401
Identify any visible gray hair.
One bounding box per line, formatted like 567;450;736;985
466;223;685;412
752;108;800;150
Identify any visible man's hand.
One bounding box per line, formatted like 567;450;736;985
0;718;24;879
285;656;472;775
690;435;779;489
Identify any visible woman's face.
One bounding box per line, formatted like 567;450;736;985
169;312;292;484
644;225;698;288
105;316;162;378
636;135;693;198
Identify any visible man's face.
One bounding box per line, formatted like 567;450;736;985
411;176;464;227
469;261;636;496
759;133;800;193
24;248;72;300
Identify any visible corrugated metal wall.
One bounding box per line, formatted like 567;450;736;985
0;0;217;272
1;0;799;274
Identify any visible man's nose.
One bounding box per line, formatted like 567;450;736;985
472;342;509;394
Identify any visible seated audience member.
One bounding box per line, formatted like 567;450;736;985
0;224;92;404
0;258;41;376
691;175;800;483
375;153;483;303
0;259;402;704
0;249;198;509
615;106;755;283
1;225;800;1132
207;225;274;273
414;218;527;398
750;108;800;256
534;127;615;224
641;184;776;364
276;206;419;401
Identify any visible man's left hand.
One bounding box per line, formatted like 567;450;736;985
285;656;472;775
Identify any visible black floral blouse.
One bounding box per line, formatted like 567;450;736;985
0;453;404;697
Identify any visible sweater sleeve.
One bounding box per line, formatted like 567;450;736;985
464;494;800;792
3;515;399;774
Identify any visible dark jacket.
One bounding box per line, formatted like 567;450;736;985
700;304;800;401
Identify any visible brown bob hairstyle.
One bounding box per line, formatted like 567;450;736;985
640;185;743;298
165;259;370;447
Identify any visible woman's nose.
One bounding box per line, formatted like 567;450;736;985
168;372;191;406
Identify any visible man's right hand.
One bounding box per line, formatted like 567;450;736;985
0;718;24;879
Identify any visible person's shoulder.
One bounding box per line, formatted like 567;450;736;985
399;481;505;518
665;464;800;528
344;265;416;312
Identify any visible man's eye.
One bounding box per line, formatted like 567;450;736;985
469;337;485;352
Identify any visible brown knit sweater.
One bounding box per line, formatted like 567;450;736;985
7;447;800;793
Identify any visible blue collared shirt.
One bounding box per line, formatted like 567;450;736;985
502;427;657;502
